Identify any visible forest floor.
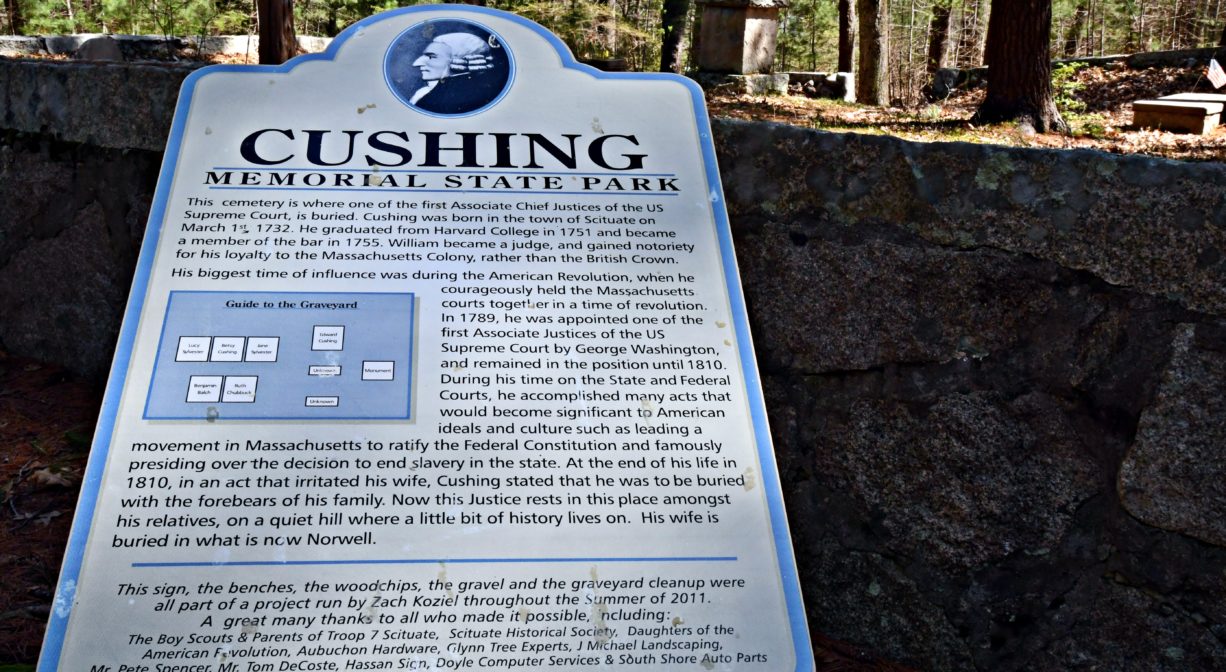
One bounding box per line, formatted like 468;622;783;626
706;63;1226;163
0;354;97;667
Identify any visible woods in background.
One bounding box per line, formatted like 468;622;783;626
0;0;676;70
2;0;1225;105
779;0;1226;103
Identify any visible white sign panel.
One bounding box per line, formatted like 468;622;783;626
41;6;814;671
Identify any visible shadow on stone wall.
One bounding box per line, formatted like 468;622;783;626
2;60;1225;670
715;119;1226;670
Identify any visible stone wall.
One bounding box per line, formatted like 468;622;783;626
3;60;1224;670
1;61;174;376
715;120;1226;670
0;34;333;60
930;46;1226;98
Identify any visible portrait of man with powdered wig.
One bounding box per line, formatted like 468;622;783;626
385;19;513;116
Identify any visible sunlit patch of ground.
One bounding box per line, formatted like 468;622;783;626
707;65;1226;163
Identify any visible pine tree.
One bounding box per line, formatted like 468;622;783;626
975;0;1068;133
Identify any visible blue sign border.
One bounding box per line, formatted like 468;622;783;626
38;6;814;671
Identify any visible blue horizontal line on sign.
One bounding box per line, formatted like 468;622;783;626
133;556;737;568
211;167;678;177
206;187;679;196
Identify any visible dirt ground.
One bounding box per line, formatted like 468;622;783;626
0;353;98;665
706;64;1226;163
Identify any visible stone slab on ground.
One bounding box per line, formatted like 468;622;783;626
1132;99;1222;134
0;35;46;56
692;72;789;94
790;71;855;102
74;36;124;62
1159;92;1226;104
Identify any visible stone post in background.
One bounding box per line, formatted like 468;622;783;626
693;0;789;93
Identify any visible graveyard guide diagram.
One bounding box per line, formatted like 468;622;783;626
40;5;816;672
145;291;414;419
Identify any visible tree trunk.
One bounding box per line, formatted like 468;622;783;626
856;0;889;105
258;0;296;65
975;0;1067;133
659;0;688;72
5;0;23;34
325;3;338;37
1175;0;1197;48
1063;2;1087;56
1216;17;1226;61
838;0;856;72
955;0;985;67
927;2;951;74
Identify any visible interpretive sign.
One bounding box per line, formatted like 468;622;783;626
41;5;814;671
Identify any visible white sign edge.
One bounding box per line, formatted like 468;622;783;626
37;5;816;670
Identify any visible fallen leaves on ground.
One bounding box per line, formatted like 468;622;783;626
707;65;1226;163
0;353;95;664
